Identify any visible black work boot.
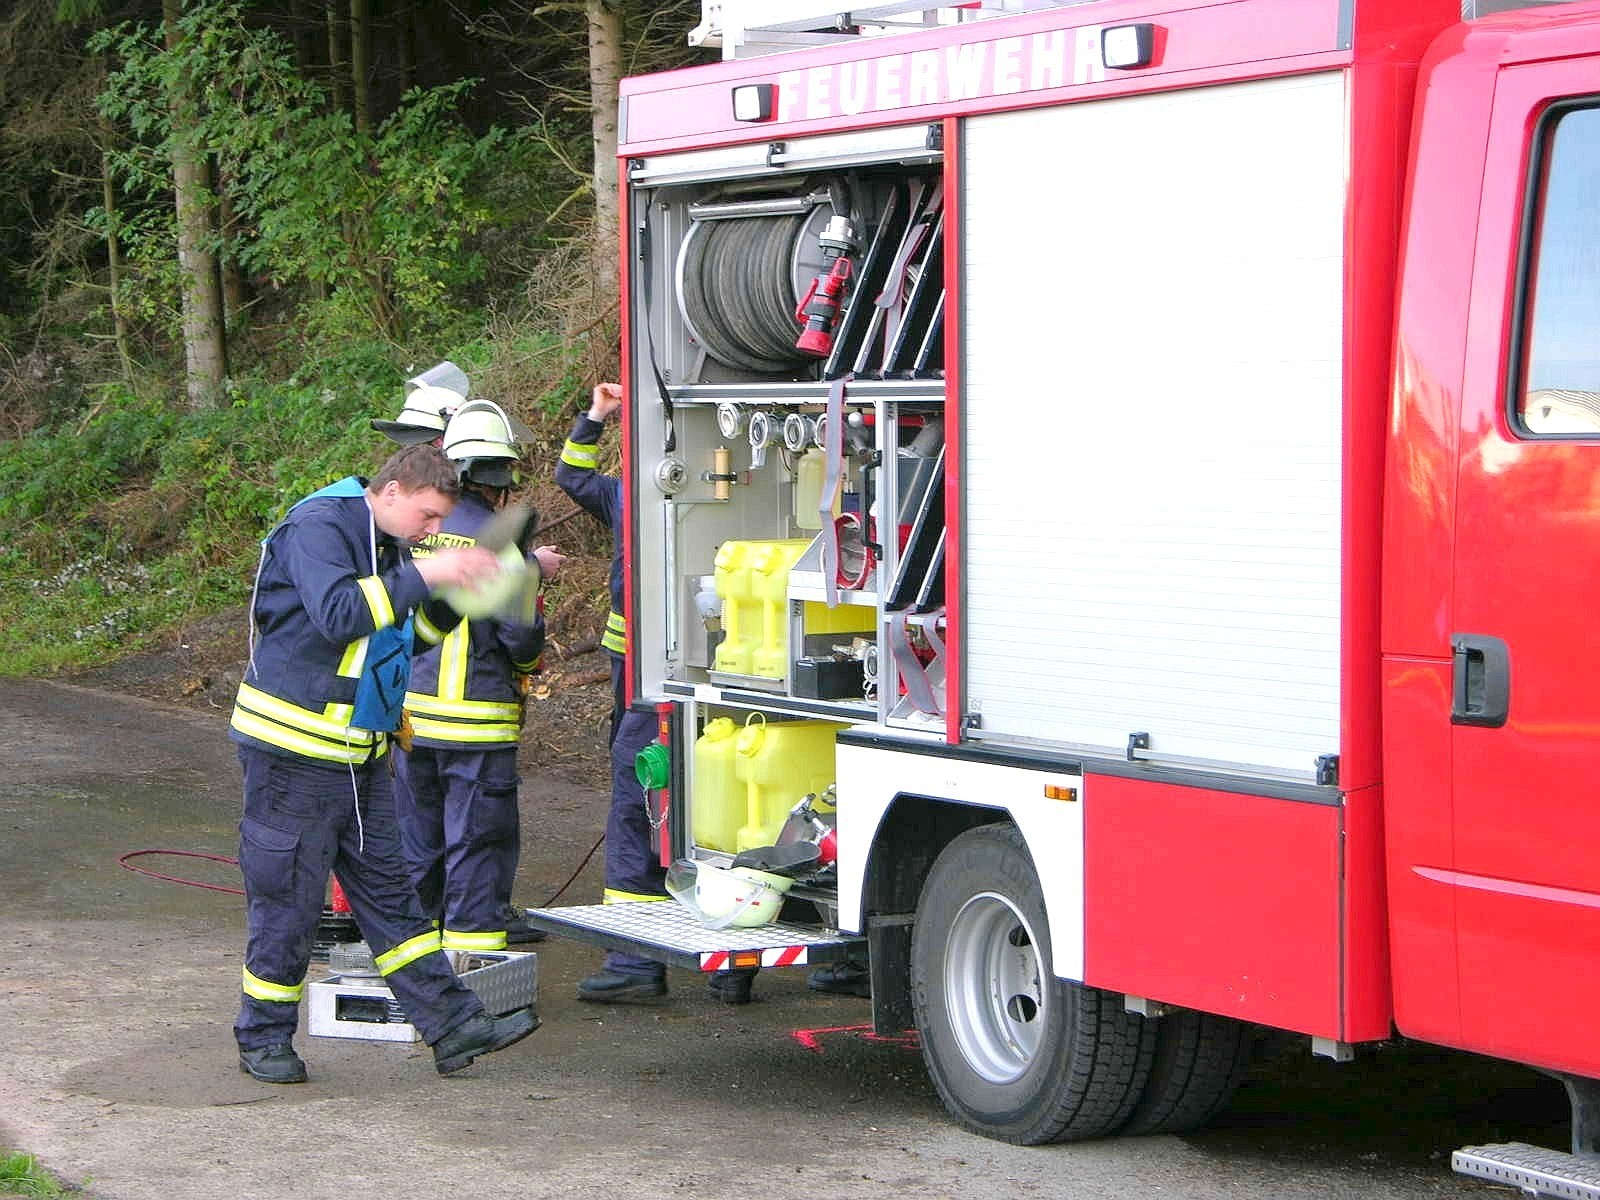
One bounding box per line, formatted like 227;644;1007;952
707;967;757;1005
432;1007;539;1075
576;968;667;1004
239;1043;307;1084
503;906;547;945
807;960;871;998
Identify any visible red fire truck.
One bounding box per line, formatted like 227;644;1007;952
530;1;1600;1191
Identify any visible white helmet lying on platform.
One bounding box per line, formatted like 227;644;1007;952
371;360;470;444
665;858;793;929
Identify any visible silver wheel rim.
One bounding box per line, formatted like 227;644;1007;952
943;891;1046;1083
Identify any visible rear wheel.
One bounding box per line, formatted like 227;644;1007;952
911;824;1154;1144
1119;1009;1252;1136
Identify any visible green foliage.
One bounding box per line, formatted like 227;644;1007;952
94;1;522;347
0;1150;65;1197
0;343;403;674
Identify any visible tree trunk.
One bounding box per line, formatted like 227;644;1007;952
325;0;346;115
586;0;622;322
215;163;249;328
163;0;227;406
399;0;417;91
349;0;370;134
100;148;134;382
287;0;315;74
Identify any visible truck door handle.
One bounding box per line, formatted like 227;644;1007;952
1451;634;1510;728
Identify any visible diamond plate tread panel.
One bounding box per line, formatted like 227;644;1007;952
525;902;863;971
1455;1142;1600;1200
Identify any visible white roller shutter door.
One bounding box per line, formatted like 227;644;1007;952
960;72;1347;778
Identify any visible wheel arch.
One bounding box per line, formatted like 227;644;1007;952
857;792;1006;1034
835;740;1089;1034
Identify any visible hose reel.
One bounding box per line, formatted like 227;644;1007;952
675;187;845;375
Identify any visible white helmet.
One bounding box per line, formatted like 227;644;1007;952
405;360;470;399
443;398;518;459
665;859;792;929
371;383;465;444
443;398;527;488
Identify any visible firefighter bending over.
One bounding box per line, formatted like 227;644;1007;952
229;444;539;1083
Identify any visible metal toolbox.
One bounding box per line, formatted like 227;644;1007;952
307;949;537;1042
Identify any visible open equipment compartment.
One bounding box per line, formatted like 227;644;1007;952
628;129;950;731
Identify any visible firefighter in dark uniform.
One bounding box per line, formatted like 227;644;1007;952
558;381;757;1004
395;400;567;951
230;443;539;1083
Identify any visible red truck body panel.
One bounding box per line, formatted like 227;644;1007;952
616;0;1600;1086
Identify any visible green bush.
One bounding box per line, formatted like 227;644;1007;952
0;342;407;673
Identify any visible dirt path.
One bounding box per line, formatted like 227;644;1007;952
0;664;1563;1199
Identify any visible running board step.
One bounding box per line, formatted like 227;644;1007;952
525;901;863;973
1454;1142;1600;1199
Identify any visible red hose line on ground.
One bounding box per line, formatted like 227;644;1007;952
118;849;244;896
119;835;607;906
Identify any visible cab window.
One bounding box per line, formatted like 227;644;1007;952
1518;104;1600;436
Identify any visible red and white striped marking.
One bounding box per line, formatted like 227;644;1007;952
699;945;810;971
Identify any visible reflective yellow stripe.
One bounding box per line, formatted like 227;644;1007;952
407;715;521;744
337;636;366;679
374;930;442;975
439;622;469;701
560;439;598;469
242;966;304;1003
415;608;445;644
602;611;627;654
357;575;395;628
232;709;388;764
604;889;669;904
442;929;508;951
236;683;380;745
232;694;386;766
404;694;523;722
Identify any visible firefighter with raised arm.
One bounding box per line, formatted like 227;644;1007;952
230;443;539;1083
394;399;568;951
558;381;758;1004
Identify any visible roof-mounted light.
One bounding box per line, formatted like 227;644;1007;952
1102;23;1156;70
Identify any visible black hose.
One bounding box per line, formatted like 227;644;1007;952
680;212;811;373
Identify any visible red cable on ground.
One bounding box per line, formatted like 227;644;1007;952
119;837;606;906
118;849;245;896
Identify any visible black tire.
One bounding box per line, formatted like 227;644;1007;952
911;824;1155;1145
1119;1009;1252;1136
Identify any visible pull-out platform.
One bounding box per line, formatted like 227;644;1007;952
525;902;864;972
1454;1144;1600;1200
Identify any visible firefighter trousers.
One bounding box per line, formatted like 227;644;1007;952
233;745;483;1050
601;707;668;978
394;743;520;945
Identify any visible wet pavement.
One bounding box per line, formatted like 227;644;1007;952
0;677;1568;1198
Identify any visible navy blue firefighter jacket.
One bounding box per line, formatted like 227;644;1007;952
555;412;626;657
404;490;545;749
230;483;458;767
